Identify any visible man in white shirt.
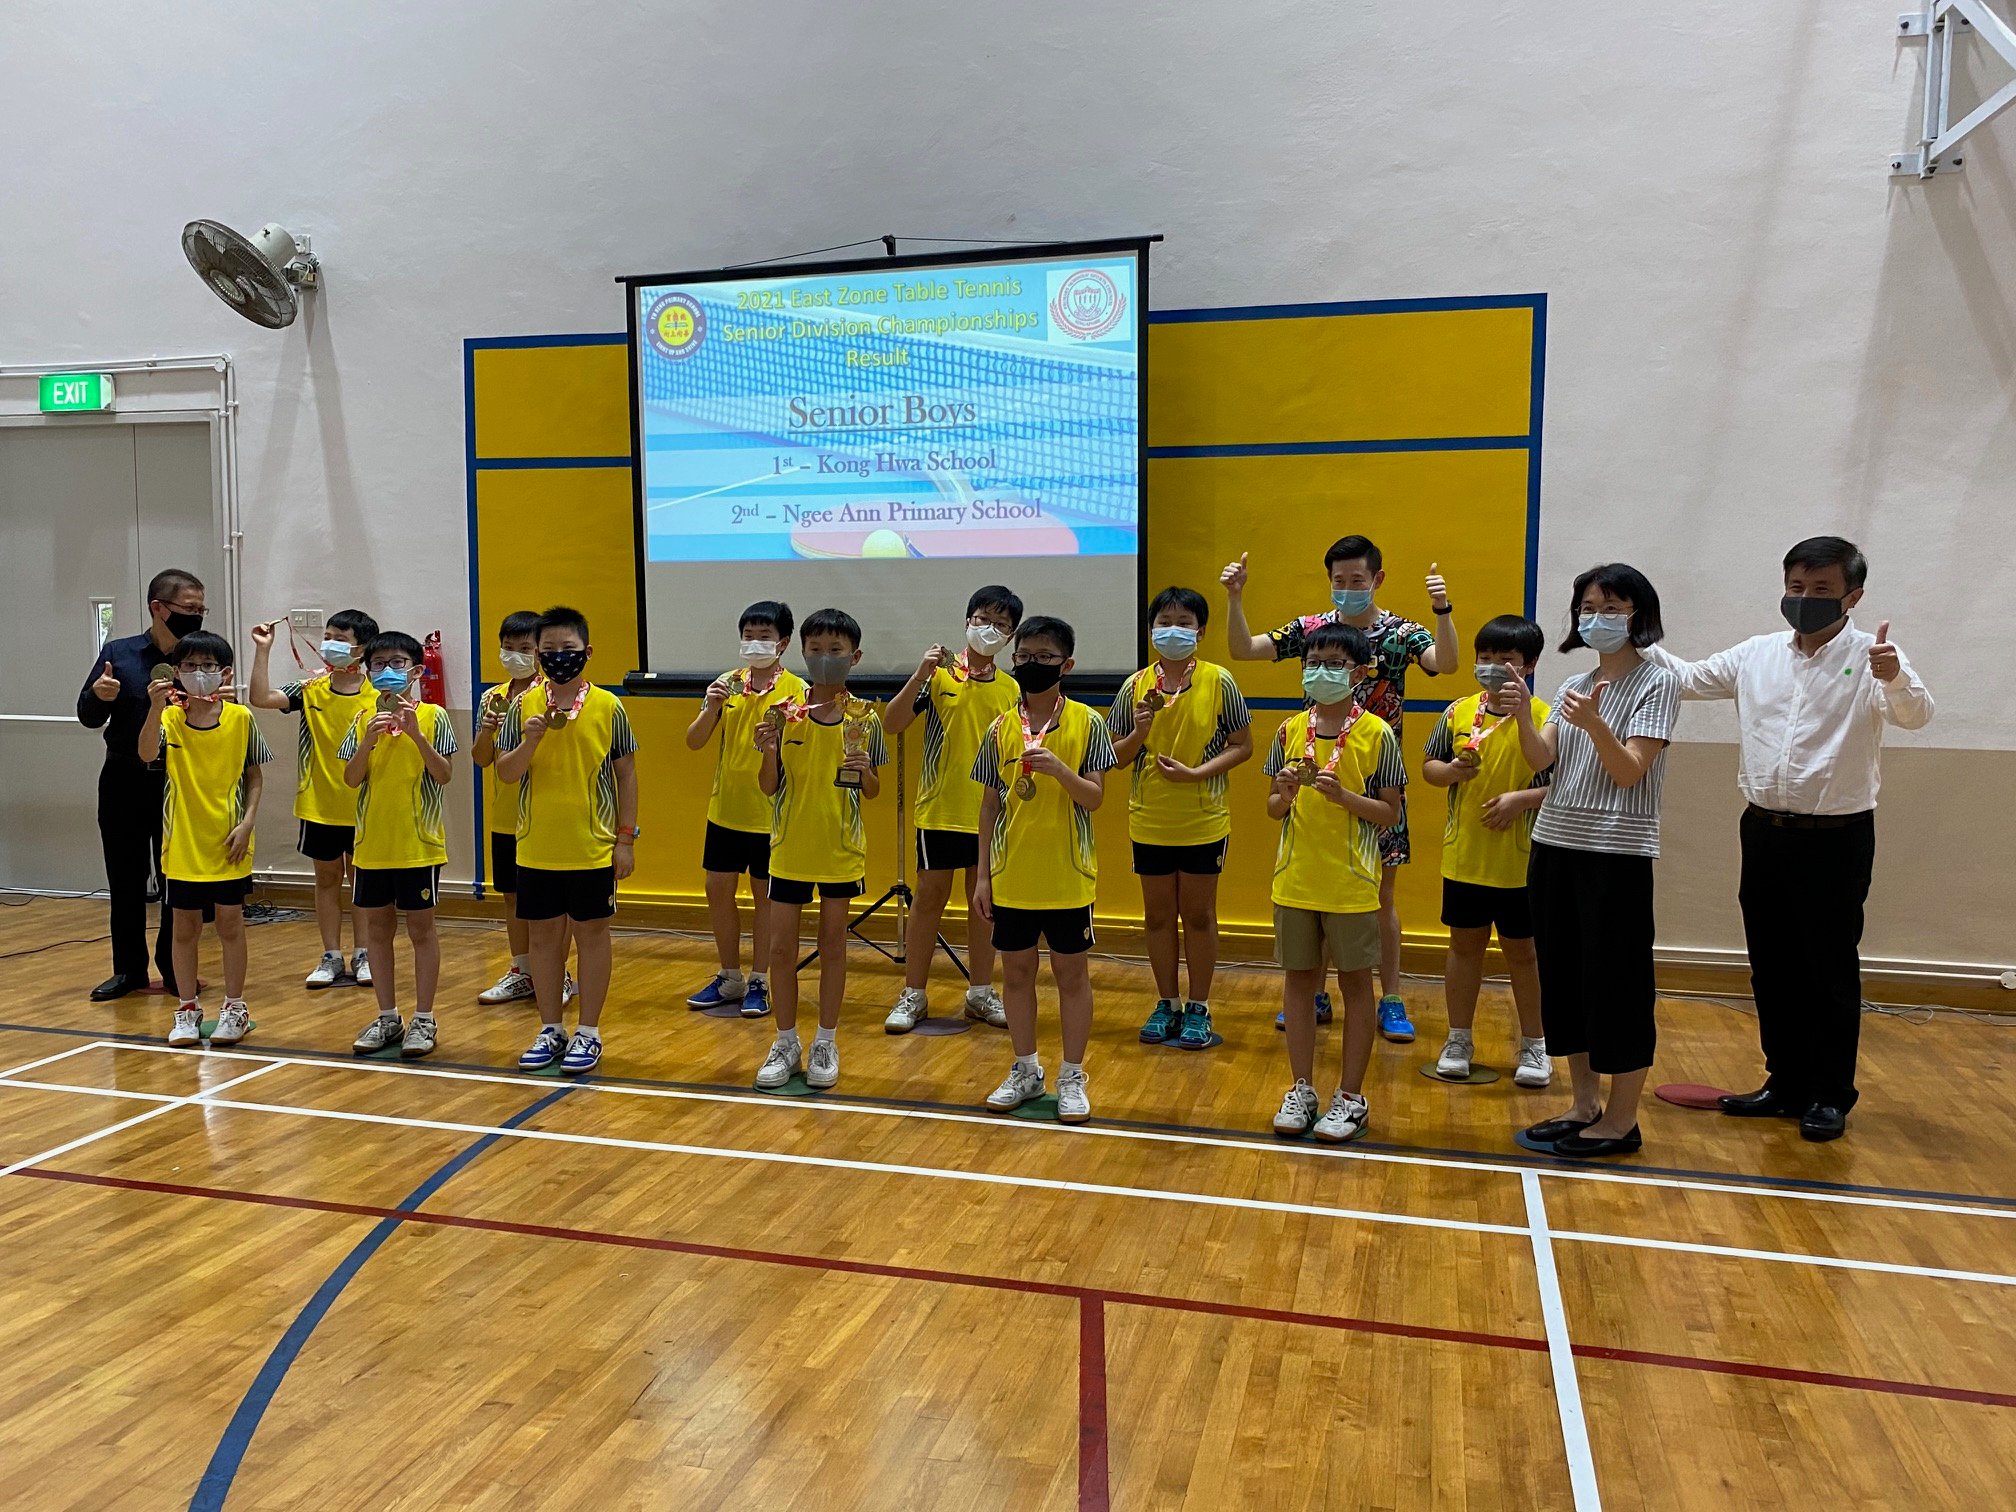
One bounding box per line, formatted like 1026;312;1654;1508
1646;537;1933;1142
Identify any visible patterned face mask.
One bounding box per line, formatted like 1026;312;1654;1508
538;648;589;683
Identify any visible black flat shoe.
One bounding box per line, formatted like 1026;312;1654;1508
1718;1087;1804;1119
1800;1104;1848;1142
1552;1125;1643;1158
90;973;142;1002
1523;1114;1600;1143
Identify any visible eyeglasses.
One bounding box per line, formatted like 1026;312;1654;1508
1011;652;1066;666
370;659;416;672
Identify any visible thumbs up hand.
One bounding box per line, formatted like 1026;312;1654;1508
1868;620;1901;684
1426;562;1450;613
1220;552;1250;594
91;660;122;703
1558;679;1611;731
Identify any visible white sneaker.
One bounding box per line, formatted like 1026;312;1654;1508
1056;1067;1091;1125
1514;1037;1553;1089
351;949;373;987
1273;1079;1321;1135
1436;1031;1474;1080
1313;1089;1370;1145
806;1038;839;1089
562;972;579;1006
305;951;346;989
884;987;929;1035
353;1012;405;1055
210;1002;252;1047
478;968;536;1005
963;985;1008;1028
168;1007;202;1048
985;1060;1045;1111
402;1015;438;1059
756;1035;802;1089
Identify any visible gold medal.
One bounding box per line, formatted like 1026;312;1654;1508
1143;688;1165;712
1289;758;1319;779
1455;745;1481;767
376;692;400;715
1014;773;1037;801
766;705;787;733
548;707;570;728
150;663;174;684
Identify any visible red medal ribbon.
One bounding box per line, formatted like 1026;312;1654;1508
543;678;592;726
1016;699;1062;781
1148;659;1194;705
1303;703;1364;773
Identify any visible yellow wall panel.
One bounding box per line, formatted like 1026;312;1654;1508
474;468;638;680
473;344;632;460
1148;307;1534;448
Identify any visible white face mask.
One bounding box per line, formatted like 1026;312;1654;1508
182;666;225;698
498;649;537;679
739;639;782;667
966;623;1010;656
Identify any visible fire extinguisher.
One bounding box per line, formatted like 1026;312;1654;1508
420;630;447;707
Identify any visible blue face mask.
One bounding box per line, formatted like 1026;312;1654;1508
1331;587;1375;617
1578;613;1632;654
320;640;359;668
369;666;411;695
1302;664;1358;706
1150;625;1199;659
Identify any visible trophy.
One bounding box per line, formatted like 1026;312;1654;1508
835;697;872;789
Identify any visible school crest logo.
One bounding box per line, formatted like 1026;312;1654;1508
1046;268;1127;343
644;292;706;360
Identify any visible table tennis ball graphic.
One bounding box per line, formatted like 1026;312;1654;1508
861;529;907;558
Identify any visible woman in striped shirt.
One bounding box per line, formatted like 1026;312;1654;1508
1500;564;1682;1158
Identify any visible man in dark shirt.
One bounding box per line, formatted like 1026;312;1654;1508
75;567;208;1000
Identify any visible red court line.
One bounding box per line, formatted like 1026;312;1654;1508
1079;1299;1110;1512
18;1165;2016;1412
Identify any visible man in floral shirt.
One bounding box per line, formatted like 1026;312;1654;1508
1222;535;1458;1040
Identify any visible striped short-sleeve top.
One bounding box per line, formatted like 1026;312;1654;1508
1530;658;1681;859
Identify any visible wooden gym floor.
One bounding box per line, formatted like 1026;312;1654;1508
0;896;2012;1511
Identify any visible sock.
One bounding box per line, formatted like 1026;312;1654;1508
578;1025;602;1044
1061;1060;1084;1079
512;954;527;972
1190;999;1210;1013
814;1025;836;1045
749;971;767;987
179;998;200;1013
1015;1052;1040;1071
776;1028;799;1046
414;1010;436;1023
223;996;248;1011
719;968;746;988
542;1019;563;1032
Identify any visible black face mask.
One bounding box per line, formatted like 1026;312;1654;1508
1780;595;1844;636
538;648;589;683
162;609;204;638
1011;660;1063;695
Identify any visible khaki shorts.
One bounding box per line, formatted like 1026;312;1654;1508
1274;906;1380;973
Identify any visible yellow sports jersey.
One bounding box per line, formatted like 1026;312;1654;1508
497;684;639;870
160;703;272;883
971;698;1118;910
1425;692;1552;890
1263;709;1406;915
708;666;808;834
1106;661;1251;846
283;675;375;826
479;682;536;837
913;662;1019;835
340;703;458;869
769;706;889;883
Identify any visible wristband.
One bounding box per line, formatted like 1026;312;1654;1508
616;826;641;841
1432;601;1453;616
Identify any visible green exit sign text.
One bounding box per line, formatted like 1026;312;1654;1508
39;373;116;412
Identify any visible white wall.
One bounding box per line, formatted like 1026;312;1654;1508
2;0;2011;749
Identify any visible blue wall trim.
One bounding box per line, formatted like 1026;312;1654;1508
466;331;629;350
473;455;632;471
462;338;486;896
1149;436;1527;460
187;1086;574;1510
1149;293;1546;324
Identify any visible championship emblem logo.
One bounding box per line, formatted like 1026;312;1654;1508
1047;268;1126;342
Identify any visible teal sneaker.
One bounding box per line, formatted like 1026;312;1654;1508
1176;1002;1214;1050
1139;998;1180;1043
1378;995;1416;1043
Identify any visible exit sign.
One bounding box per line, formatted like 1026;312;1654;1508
39;373;115;412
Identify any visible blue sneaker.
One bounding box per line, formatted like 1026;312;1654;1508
517;1024;567;1071
741;978;771;1018
560;1031;603;1075
686;974;745;1010
1177;1002;1214;1049
1275;992;1336;1032
1378;995;1416;1043
1139;999;1180;1043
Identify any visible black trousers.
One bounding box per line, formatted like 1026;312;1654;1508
1528;840;1658;1075
97;759;177;992
1738;807;1875;1110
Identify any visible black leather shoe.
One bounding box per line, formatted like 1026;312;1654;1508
1800;1104;1848;1142
1524;1114;1599;1143
90;973;143;1002
1552;1125;1643;1158
1718;1086;1804;1118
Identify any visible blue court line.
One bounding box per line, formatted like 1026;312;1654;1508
185;1086;574;1511
2;1020;2005;1213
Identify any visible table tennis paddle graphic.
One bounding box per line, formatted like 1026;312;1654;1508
788;508;1081;560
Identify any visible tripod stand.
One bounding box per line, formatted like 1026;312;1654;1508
797;724;968;980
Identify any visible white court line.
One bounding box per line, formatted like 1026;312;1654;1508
1553;1229;2016;1289
95;1042;2016;1226
1524;1174;1602;1512
0;1062;283;1182
0;1041;109;1082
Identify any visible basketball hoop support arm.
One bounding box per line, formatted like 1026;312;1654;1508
1891;2;2016;178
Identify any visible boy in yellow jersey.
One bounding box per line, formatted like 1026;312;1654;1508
1422;616;1552;1087
495;606;640;1078
683;600;803;1019
1264;624;1406;1144
137;632;272;1050
752;608;888;1091
973;616;1118;1125
340;632;458;1059
472;610;577;1009
249;608;378;989
882;584;1023;1033
1108;587;1253;1049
